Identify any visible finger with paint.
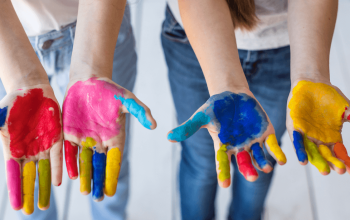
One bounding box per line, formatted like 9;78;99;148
168;91;285;186
333;143;350;174
264;134;287;165
288;80;350;175
0;87;63;213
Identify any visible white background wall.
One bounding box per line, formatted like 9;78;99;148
1;0;350;219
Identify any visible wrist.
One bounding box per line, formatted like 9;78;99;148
69;60;113;82
291;71;331;87
1;69;50;93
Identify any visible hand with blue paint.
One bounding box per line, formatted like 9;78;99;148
63;77;156;201
287;80;350;175
168;91;286;187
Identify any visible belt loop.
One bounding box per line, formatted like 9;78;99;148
34;36;44;63
246;50;251;62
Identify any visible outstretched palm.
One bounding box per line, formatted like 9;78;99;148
168;91;286;187
63;77;156;201
288;80;350;175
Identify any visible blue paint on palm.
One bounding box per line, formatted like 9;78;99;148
168;112;210;142
114;95;152;129
251;142;270;168
212;93;268;148
293;131;307;162
0;107;7;127
92;151;106;200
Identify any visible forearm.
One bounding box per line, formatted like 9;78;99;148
288;0;338;83
0;0;48;92
69;0;127;80
178;0;248;96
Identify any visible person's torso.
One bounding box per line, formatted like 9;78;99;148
167;0;289;50
12;0;79;37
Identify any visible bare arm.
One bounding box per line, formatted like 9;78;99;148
69;0;127;80
288;0;338;83
0;0;49;92
178;0;248;95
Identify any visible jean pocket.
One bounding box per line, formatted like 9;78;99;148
161;6;188;44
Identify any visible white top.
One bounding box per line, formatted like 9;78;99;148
167;0;289;50
12;0;79;37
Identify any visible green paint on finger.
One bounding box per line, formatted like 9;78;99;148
217;144;230;181
38;159;51;209
303;135;330;174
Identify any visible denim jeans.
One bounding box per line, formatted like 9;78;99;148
161;5;291;220
0;5;136;220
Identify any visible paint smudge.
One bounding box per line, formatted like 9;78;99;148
63;78;124;143
212;92;268;149
289;81;348;143
23;161;36;214
251;142;270;169
334;142;350;167
38;159;51;209
105;147;122;196
236;151;258;178
318;145;345;169
168;112;210;142
8;88;61;158
217;144;230;182
0;106;7;127
92;152;106;200
6;159;21;209
303;135;330;174
292;131;308;163
64;141;78;179
266;134;286;163
114;95;152;129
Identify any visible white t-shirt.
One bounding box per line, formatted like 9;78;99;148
167;0;289;50
12;0;79;37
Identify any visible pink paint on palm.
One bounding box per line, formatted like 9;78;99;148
7;159;22;209
63;78;124;142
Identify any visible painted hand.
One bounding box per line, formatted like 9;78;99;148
167;91;286;187
0;85;63;214
288;80;350;175
63;77;156;201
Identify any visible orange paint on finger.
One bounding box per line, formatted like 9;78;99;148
334;143;350;167
236;151;258;179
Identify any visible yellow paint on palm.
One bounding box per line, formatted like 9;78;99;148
23;161;36;214
38;159;51;209
217;144;230;182
105;148;122;196
79;137;95;194
303;135;330;173
318;145;345;169
289;81;348;143
266;134;286;163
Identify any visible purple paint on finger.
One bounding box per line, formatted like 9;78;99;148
63;78;124;142
7;159;22;209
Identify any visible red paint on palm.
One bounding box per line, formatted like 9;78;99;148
237;151;258;177
8;89;61;158
64;140;78;178
334;143;350;167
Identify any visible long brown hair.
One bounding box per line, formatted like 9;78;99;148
226;0;258;31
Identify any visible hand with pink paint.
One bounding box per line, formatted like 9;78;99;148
63;77;156;201
0;84;63;214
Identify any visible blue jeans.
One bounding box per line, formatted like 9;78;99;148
0;5;136;220
161;6;291;220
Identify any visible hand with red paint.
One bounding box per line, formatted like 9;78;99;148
167;90;286;187
62;77;156;201
287;80;350;175
0;85;63;214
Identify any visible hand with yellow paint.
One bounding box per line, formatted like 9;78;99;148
63;77;157;201
0;85;63;215
287;80;350;175
168;90;287;187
